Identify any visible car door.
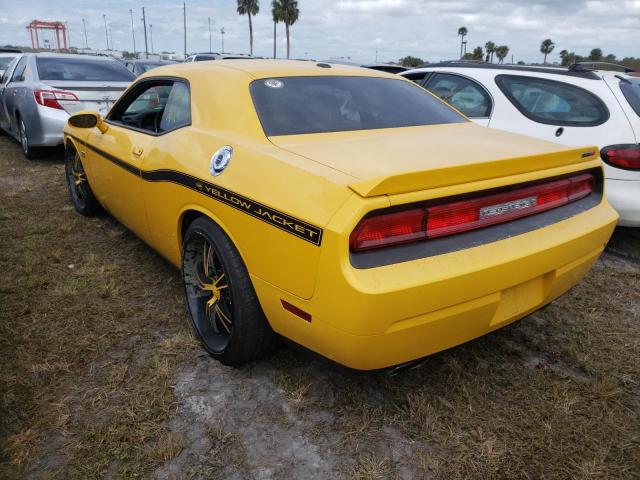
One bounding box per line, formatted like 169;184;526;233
83;80;174;241
0;59;19;131
423;72;493;126
2;56;28;135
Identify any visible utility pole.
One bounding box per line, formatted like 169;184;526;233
82;18;89;49
142;7;149;59
208;17;212;52
109;27;114;52
102;14;110;50
183;3;187;59
65;22;71;50
220;27;225;53
375;50;378;62
150;24;154;54
129;9;137;58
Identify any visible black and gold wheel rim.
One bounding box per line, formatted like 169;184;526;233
67;152;89;208
183;234;234;353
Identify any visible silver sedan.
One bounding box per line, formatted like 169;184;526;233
0;53;135;159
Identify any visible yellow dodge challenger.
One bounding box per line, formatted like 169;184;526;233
63;60;618;370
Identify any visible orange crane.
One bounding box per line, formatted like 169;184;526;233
26;20;68;51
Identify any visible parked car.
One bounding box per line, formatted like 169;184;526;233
0;53;135;159
401;62;640;226
322;60;408;74
124;59;178;76
184;52;254;62
62;60;616;370
0;47;22;77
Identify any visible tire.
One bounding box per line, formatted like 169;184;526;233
64;145;102;215
182;216;277;365
18;117;38;160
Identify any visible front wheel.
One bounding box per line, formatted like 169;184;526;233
182;217;277;365
64;147;101;215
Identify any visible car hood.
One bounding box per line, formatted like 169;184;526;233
268;123;598;197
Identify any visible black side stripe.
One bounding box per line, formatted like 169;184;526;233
66;135;323;246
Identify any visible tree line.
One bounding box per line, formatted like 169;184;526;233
399;28;639;70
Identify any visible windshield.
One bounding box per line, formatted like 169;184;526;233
620;78;640;118
0;56;17;70
250;76;465;136
36;57;135;82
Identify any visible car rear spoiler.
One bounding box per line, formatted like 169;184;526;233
348;147;600;197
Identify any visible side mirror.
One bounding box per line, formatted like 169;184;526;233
68;111;108;134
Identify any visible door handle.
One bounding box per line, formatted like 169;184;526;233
132;146;144;156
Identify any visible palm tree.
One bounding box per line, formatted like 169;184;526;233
472;46;483;61
495;45;510;64
540;38;555;64
485;41;496;63
271;1;278;58
457;27;467;59
272;0;299;59
237;0;260;56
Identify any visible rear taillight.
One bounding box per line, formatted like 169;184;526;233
601;144;640;170
33;90;79;110
349;173;595;252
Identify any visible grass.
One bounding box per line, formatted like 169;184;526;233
0;139;195;478
1;135;639;478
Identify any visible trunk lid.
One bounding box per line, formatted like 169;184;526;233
269;123;598;197
45;81;130;116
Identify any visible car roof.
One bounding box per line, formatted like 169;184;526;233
25;52;117;61
146;59;396;80
406;62;603;80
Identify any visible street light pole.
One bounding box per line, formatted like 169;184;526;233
129;9;137;58
208;17;212;52
150;24;154;54
220;27;225;53
142;7;149;59
82;18;89;49
102;14;110;50
183;2;187;59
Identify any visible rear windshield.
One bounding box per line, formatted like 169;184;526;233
0;56;16;70
36;57;135;82
620;78;640;117
250;76;465;136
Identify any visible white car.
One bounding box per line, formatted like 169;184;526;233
0;48;22;77
402;62;640;226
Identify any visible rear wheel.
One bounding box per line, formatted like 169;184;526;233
18;117;38;160
182;217;277;365
65;146;101;215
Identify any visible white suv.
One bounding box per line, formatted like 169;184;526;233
402;62;640;226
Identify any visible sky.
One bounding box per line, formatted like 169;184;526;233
1;0;639;64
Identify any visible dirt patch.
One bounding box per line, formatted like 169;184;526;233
1;135;639;478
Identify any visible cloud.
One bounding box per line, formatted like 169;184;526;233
1;0;638;64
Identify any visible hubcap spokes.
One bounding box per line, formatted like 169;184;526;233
197;241;233;335
71;154;87;199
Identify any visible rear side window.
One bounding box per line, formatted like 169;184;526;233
619;78;640;117
36;57;135;82
0;56;16;70
495;74;609;127
425;73;492;118
10;57;27;82
250;76;466;136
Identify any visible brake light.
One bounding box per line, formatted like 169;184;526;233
601;145;640;170
349;173;595;252
33;90;79;110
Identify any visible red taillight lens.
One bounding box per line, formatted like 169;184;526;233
601;145;640;170
350;173;595;252
349;208;426;251
34;90;79;110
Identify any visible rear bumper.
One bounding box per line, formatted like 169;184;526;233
606;178;640;227
29;105;68;147
255;200;618;370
